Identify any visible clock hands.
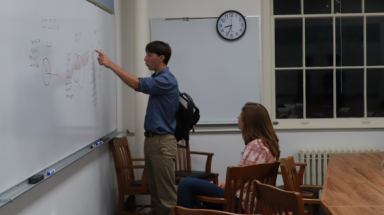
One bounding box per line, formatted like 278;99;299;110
226;16;233;36
225;25;232;36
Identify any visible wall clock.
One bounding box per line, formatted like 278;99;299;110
216;10;247;41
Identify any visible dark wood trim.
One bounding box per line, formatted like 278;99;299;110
87;0;114;14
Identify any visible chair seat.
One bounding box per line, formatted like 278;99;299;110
175;171;216;179
277;185;319;199
128;180;142;187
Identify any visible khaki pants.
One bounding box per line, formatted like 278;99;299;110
144;134;177;215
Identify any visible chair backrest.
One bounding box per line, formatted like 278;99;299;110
171;206;251;215
110;137;135;188
253;180;305;215
223;162;280;214
280;156;301;192
175;139;192;172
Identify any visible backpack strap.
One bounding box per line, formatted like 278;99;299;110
177;98;193;149
182;92;199;112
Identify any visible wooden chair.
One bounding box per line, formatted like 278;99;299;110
171;206;254;215
175;139;219;185
280;156;322;215
253;180;305;215
110;137;155;215
278;162;306;186
196;162;280;214
277;160;315;199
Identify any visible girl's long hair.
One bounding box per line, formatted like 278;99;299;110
241;102;280;160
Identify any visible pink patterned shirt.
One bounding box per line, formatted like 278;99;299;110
236;139;276;212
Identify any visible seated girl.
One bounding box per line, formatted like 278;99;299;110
176;102;280;211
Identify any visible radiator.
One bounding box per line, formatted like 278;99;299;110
298;147;380;185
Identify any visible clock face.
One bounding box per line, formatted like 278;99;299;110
216;10;247;41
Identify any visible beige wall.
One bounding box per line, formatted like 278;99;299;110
148;0;260;18
141;0;384;185
2;1;384;214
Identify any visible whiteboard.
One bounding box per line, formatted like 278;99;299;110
150;17;262;124
0;0;117;193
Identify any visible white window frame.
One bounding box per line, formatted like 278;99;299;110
261;0;384;129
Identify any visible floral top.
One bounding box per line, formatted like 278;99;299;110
236;139;276;213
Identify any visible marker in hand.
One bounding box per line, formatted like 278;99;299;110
47;169;55;176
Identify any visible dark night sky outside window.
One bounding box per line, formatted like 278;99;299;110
273;0;384;122
275;19;302;68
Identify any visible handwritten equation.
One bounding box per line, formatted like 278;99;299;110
42;16;59;31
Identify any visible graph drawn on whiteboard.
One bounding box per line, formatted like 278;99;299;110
72;54;86;89
41;58;57;86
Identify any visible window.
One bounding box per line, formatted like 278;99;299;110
262;0;384;128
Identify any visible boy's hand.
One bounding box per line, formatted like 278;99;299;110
95;50;112;68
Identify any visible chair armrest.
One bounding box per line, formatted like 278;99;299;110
115;165;145;170
300;185;323;191
278;163;305;174
295;162;307;167
190;151;214;172
190;151;214;156
196;195;227;204
132;158;145;162
302;198;321;205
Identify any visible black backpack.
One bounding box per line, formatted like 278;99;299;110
174;92;200;148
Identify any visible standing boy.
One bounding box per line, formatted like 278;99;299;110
96;40;178;215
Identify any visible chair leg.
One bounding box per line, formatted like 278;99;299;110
116;192;125;215
125;195;136;212
214;177;218;185
307;204;314;215
314;203;320;214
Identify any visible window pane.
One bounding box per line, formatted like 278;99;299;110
274;0;301;15
306;70;333;118
367;69;384;117
336;69;364;118
276;70;304;119
367;17;384;66
275;19;303;67
336;18;364;66
305;18;333;67
334;0;362;13
365;0;384;13
304;0;331;14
